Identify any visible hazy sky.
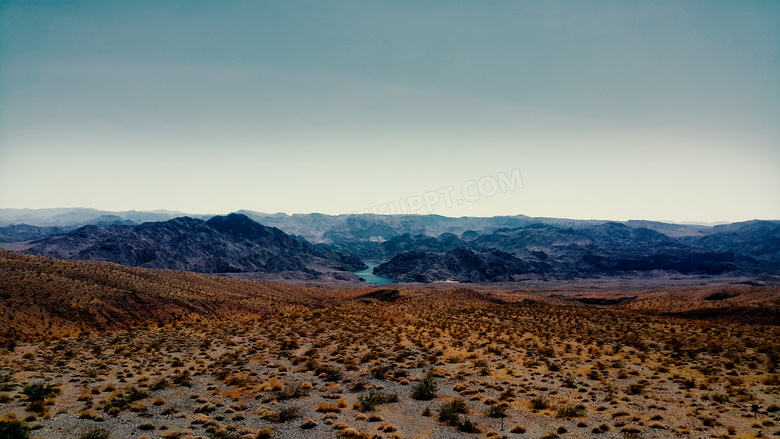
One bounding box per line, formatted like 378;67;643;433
1;1;778;222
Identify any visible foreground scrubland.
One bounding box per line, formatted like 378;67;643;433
1;251;779;438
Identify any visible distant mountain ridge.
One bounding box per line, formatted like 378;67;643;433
1;207;720;242
373;220;780;282
2;208;778;284
0;207;198;227
19;213;366;281
236;210;723;260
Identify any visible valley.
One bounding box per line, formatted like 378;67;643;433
2;209;778;285
1;209;779;438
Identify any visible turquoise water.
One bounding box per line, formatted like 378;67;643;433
354;262;396;285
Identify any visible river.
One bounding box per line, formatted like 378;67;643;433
353;262;396;285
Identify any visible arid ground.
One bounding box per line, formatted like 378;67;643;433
1;251;779;439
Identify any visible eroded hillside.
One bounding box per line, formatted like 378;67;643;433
0;251;341;342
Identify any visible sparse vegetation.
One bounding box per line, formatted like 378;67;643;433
438;398;469;426
278;406;301;422
531;396;549;410
487;403;507;418
458;417;479;433
556;404;586;418
277;382;310;400
356;391;398;412
0;251;777;439
411;369;437;400
22;383;58;402
0;419;31;439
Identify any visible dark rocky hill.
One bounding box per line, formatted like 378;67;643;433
21;213;366;281
374;247;551;282
374;221;780;282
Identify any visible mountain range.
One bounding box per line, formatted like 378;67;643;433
373;221;780;282
0;207;715;247
14;213;366;281
1;208;778;283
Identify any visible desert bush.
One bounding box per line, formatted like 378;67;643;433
105;387;147;414
486;403;507;418
348;378;366;391
438;398;468;425
0;419;31;439
278;406;300;422
316;403;341;413
510;424;526;434
556;404;586;418
150;378;168;390
336;428;371;439
126;388;149;402
225;373;250;387
626;383;645;395
195;403;217;414
711;393;730;403
171;370;191;387
315;365;343;381
300;419;317;429
25;400;46;413
356;391;398;412
22;383;57;401
437;406;460;426
701;416;718;427
277;382;309;400
457;417;479;433
360;352;378;363
377;421;396;432
411;369;437;400
370;365;392;379
393;368;408;378
530;396;549;410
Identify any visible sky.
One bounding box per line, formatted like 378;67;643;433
1;0;778;223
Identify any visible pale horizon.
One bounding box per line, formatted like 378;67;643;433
0;205;768;227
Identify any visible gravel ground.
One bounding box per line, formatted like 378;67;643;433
2;304;779;439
